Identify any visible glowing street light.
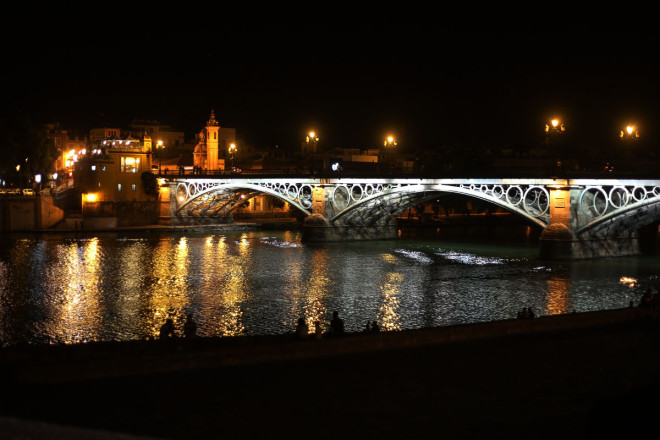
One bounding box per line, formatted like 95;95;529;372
155;140;165;173
384;135;398;147
545;119;565;133
304;131;319;154
620;124;639;139
228;143;237;170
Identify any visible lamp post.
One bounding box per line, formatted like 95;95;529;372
155;140;165;174
384;135;397;148
229;143;237;171
545;118;565;175
620;124;639;140
305;131;319;154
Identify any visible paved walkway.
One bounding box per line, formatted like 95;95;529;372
2;308;660;439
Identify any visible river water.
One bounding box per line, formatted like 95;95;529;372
1;226;658;347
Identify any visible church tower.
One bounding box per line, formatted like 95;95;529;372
206;110;219;171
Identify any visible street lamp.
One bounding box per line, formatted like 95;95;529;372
620;124;639;139
304;131;319;154
384;135;398;148
545;119;565;134
155;140;165;173
229;143;237;171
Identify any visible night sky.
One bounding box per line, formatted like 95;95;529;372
3;10;660;152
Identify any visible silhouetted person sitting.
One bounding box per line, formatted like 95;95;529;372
314;320;323;339
328;311;345;337
371;321;380;332
159;318;175;339
295;317;309;339
184;313;197;338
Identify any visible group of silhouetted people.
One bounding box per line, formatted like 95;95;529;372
294;311;385;339
295;311;347;339
160;310;386;341
517;307;535;319
159;313;197;339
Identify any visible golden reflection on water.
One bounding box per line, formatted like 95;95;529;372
285;247;330;333
303;249;330;332
146;237;192;338
378;253;403;331
545;275;570;315
191;234;249;337
47;238;103;343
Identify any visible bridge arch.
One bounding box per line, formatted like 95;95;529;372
329;183;549;228
175;182;313;218
575;197;660;238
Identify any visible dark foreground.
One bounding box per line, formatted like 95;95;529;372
2;307;660;440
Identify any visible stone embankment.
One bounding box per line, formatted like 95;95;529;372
1;306;655;384
2;306;660;439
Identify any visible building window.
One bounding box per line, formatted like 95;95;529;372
118;184;122;191
131;184;136;191
91;165;96;171
121;156;140;173
102;166;106;171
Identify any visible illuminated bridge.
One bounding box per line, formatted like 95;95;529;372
158;176;660;259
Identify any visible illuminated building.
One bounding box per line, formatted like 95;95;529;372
74;133;156;225
192;110;235;171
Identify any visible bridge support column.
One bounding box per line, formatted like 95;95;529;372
539;186;641;260
301;184;398;242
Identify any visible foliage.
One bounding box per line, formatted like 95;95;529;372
0;111;58;182
140;171;160;197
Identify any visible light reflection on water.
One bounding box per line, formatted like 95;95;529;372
0;229;658;347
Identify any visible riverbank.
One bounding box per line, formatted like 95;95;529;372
2;306;660;439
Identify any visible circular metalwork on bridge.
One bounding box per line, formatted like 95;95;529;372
578;185;660;219
330;183;397;210
579;186;609;218
522;186;549;217
332;185;351;211
608;187;629;209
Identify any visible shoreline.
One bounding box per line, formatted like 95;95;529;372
2;306;660;439
1;305;654;384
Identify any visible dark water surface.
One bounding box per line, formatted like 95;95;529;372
1;226;658;347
